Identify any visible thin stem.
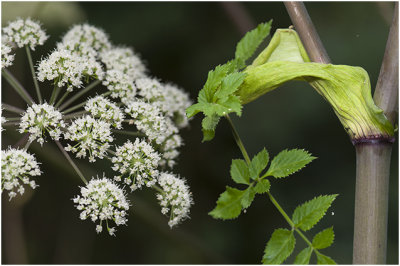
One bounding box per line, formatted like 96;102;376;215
25;46;42;104
111;129;145;137
2;103;24;114
284;2;331;64
62;110;88;120
267;192;294;228
225;115;251;164
5;117;21;122
152;184;164;194
2;121;20;126
55;91;70;108
23;140;32;151
13;134;30;149
61;102;86;115
106;149;116;156
59;80;101;111
55;140;88;185
49;86;61;105
2;69;34;105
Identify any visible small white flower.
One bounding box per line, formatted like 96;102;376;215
157;134;183;168
1;148;41;200
1;36;15;69
19;103;65;145
37;49;104;92
100;47;147;81
111;139;161;191
156;172;193;228
124;100;178;145
85;95;125;129
2;18;48;50
72;176;130;236
1;107;7;132
102;69;137;101
58;24;111;57
64;115;113;162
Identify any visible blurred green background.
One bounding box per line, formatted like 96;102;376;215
1;1;398;264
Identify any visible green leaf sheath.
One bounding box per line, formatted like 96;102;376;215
292;195;338;231
209;186;244;220
266;149;316;178
230;159;250;184
235;20;273;69
316;253;337;265
294;247;313;264
312;227;335;249
236;29;394;141
249;148;269;179
262;228;296;264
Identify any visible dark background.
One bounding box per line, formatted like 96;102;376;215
1;1;398;264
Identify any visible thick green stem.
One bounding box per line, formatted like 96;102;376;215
59;80;101;111
55;140;88;185
353;4;398;264
25;46;42;104
55;91;70;108
49;86;61;105
2;69;33;105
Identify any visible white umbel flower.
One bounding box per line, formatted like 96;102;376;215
100;47;146;80
72;176;130;236
1;107;7;132
2;18;48;50
37;49;104;91
58;24;111;57
157;134;183;168
124;100;178;145
19;103;65;145
102;69;137;101
111;139;161;191
156;172;193;228
85;95;125;129
1;37;15;69
1;148;41;200
64;116;113;162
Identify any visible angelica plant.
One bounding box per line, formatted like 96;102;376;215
1;18;194;236
185;18;395;263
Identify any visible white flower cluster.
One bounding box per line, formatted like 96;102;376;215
37;49;104;92
100;47;147;101
1;148;41;200
1;36;15;69
85;95;125;129
156;172;193;228
1;107;7;131
19;103;65;145
111;139;160;191
2;18;48;50
64;116;113;162
73;177;129;236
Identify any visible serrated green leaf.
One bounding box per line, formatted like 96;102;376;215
203;64;231;102
294;247;313;264
316;253;336;264
249;148;269;179
214;72;247;102
202;114;220;130
254;179;271;194
235;20;272;69
262;228;296;264
209;186;244;220
292;195;338;231
202;128;215;142
266;149;316;178
312;227;335;250
241;186;256;209
230;159;250;185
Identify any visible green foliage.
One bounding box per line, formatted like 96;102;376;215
209;186;244;220
235;20;273;69
230;159;250;185
316;253;337;264
312;227;335;249
294;247;313;264
249;148;269;179
241;186;256;209
292;195;338;231
262;228;296;264
254;179;270;194
266;149;316;178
